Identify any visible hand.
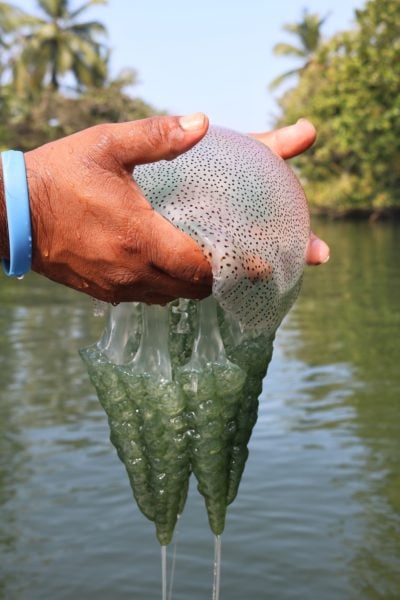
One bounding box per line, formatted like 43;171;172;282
251;119;330;266
24;113;213;304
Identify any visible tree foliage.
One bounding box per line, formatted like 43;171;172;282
274;0;400;215
0;1;159;151
269;9;328;91
0;71;160;152
1;0;108;93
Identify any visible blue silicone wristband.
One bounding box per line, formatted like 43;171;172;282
1;150;32;277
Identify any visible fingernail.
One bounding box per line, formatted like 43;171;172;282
309;237;330;265
319;239;330;263
179;112;206;131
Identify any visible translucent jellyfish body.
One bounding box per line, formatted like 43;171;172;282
136;126;310;333
81;126;310;546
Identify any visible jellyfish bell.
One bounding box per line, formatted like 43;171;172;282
135;126;310;335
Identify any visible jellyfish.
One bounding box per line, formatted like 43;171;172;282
81;126;310;550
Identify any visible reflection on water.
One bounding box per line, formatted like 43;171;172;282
0;220;399;599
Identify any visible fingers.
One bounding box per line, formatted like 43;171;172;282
306;232;330;265
147;210;213;290
250;118;317;159
62;273;178;306
251;120;330;266
102;176;213;289
106;113;209;169
110;266;211;304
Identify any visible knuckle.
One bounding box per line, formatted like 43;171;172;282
143;116;175;154
178;255;213;287
147;116;168;139
83;124;120;171
109;269;137;288
89;123;117;153
107;264;149;288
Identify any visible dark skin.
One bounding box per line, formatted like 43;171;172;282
0;113;329;304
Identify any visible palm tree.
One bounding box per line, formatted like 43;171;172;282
0;3;32;69
0;1;34;33
9;0;109;93
269;9;328;91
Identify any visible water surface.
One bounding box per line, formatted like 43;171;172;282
1;220;399;599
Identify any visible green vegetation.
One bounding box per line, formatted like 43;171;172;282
272;0;400;216
2;0;109;93
0;0;158;152
269;8;328;91
2;0;398;214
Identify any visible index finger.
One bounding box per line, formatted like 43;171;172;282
250;119;317;159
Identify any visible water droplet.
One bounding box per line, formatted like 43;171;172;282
92;299;107;317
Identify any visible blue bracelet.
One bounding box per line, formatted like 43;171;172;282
1;150;32;277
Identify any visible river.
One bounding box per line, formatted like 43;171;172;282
1;219;399;599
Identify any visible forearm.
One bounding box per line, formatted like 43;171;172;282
0;160;10;259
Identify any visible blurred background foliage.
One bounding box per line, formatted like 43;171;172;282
271;0;400;217
0;0;159;151
0;0;399;217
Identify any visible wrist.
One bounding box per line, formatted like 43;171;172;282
24;150;51;273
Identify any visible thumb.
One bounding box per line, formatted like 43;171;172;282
148;209;213;289
107;113;209;169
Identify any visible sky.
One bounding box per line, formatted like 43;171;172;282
19;0;365;132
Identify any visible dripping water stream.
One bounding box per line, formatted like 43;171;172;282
161;518;180;600
161;546;167;600
161;529;221;599
167;516;180;600
212;535;222;600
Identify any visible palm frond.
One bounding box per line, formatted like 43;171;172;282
4;0;109;92
270;9;329;91
272;43;306;58
37;0;68;19
69;0;107;21
0;2;40;31
70;20;107;35
269;68;301;91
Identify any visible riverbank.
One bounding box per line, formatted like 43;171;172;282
311;206;400;223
